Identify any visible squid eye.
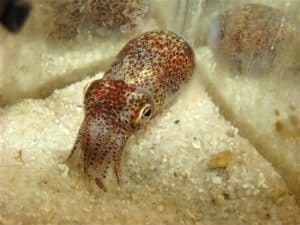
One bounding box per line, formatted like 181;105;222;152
136;104;152;123
141;104;152;119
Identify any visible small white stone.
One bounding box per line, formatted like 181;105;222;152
162;155;168;163
192;141;201;149
212;176;222;184
157;205;164;212
62;128;70;135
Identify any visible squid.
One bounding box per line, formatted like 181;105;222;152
67;31;194;190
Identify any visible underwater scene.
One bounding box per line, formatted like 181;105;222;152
0;0;299;224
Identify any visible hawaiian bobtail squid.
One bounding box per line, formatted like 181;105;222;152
67;31;194;190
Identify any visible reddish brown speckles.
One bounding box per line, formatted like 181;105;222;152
48;0;149;39
67;31;194;190
106;31;194;107
208;4;288;74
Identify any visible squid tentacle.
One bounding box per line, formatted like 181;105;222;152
67;31;194;190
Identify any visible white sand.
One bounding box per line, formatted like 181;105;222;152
0;1;300;224
195;47;300;204
0;72;299;225
0;0;159;106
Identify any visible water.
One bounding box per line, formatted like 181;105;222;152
0;0;299;224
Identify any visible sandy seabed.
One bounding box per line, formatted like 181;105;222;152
0;71;299;225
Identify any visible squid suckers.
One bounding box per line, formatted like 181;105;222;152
67;31;194;190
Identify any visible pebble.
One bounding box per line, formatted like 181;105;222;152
209;150;234;169
212;176;222;184
157;205;164;212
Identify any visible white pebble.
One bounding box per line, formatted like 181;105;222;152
157;205;164;212
212;176;222;184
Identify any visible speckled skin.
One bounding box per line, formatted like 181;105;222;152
207;4;287;74
67;31;194;190
48;0;148;39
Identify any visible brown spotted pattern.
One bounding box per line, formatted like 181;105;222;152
48;0;148;39
208;4;287;74
105;31;195;108
67;31;194;190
